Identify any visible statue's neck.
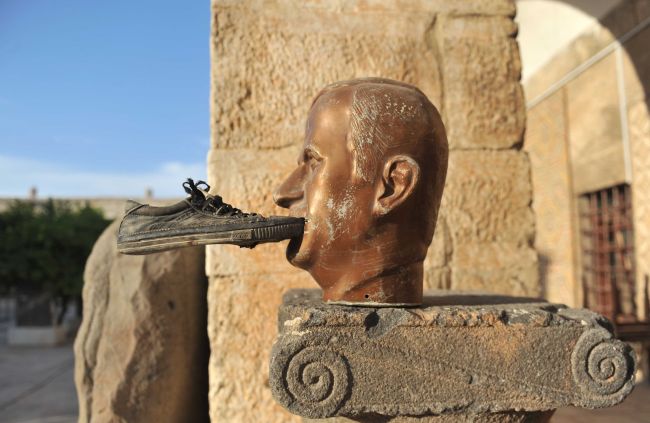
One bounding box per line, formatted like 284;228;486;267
312;253;424;306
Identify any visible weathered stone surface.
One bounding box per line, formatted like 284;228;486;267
523;25;618;105
524;90;578;307
423;215;452;291
208;273;309;423
438;16;525;149
443;151;534;245
74;220;209;423
566;53;626;194
217;0;517;17
271;290;636;421
206;146;310;422
213;1;441;150
623;25;650;323
306;412;554;423
629;100;650;321
209;0;535;420
424;150;540;296
206;148;301;276
451;242;538;297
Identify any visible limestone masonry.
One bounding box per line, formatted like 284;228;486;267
208;0;536;420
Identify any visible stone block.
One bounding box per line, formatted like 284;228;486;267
428;0;516;17
212;1;441;151
424;213;452;269
441;150;535;245
438;16;525;149
450;242;539;297
270;289;636;421
306;412;553;422
629;100;650;320
216;0;516;17
206;147;307;277
566;53;626;194
208;274;312;423
524;90;578;307
423;266;452;291
423;215;452;291
523;26;610;105
74;220;209;423
207;147;296;217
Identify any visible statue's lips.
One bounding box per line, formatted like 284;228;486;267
286;217;307;261
286;232;303;261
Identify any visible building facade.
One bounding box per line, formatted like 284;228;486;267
524;0;650;365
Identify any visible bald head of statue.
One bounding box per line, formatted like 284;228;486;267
274;78;448;306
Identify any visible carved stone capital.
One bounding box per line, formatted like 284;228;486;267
269;289;636;420
270;342;351;419
571;327;635;407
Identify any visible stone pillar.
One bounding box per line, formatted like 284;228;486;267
628;100;650;321
74;221;210;423
622;26;650;322
208;1;535;421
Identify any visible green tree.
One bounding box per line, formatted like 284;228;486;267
0;200;110;323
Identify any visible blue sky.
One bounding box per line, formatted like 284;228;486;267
0;0;209;197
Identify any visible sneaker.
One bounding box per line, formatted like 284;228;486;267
117;178;304;255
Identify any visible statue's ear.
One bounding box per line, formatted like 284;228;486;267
373;155;420;217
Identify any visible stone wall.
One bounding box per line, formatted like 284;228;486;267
623;11;650;321
524;89;577;306
524;0;650;316
208;1;536;421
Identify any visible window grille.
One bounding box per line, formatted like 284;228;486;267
579;184;636;323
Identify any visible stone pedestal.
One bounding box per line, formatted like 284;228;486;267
270;289;636;422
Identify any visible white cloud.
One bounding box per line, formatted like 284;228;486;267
0;155;207;198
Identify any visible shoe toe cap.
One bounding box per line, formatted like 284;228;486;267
270;215;305;225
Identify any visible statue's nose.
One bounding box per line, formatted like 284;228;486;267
274;170;303;209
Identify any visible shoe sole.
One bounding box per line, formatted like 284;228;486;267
117;222;304;255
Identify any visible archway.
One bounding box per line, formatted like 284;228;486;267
518;0;650;338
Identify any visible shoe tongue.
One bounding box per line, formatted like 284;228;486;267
198;188;210;200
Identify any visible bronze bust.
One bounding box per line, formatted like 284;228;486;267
274;78;448;306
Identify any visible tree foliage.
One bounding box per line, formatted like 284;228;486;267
0;200;110;298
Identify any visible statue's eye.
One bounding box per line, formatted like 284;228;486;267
303;149;322;170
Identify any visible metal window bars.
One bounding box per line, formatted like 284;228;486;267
579;184;637;324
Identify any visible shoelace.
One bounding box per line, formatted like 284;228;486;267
182;178;255;217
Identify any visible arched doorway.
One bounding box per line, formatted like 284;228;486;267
519;0;650;343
